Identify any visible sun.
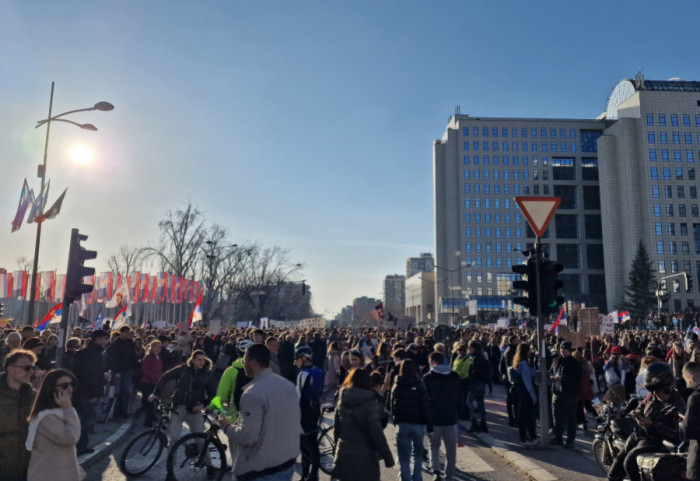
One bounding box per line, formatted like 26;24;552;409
68;144;94;165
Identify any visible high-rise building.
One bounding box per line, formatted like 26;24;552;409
598;74;700;312
352;296;381;324
383;274;406;317
406;253;434;278
405;271;436;323
434;114;607;323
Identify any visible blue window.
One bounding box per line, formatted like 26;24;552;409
523;171;529;180
495;213;501;223
655;223;662;235
551;143;557;152
483;127;488;137
484;198;491;208
502;128;508;137
531;128;537;138
465;213;471;223
663;167;670;180
522;128;527;137
660;132;668;144
541;128;547;138
484;184;490;194
688;151;695;162
580;130;602;152
486;258;492;268
474;184;480;193
474;213;481;223
464;142;469;151
497;258;503;268
505;198;511;208
696;115;700;127
512;128;518;137
504;184;510;194
464;170;470;179
464;184;470;194
551;129;557;138
686;133;692;144
464;155;470;165
657;241;664;254
514;184;520;194
495;198;501;208
570;128;576;138
650;150;657;161
676;167;683;180
465;198;471;208
515;213;521;223
684;114;691;127
667;204;674;217
475;228;481;238
561;143;567;152
483;156;489;165
492;142;498;151
571;143;577;152
652;185;660;197
647;114;654;126
463;127;469;136
522;142;528;152
503;156;509;165
473;127;479;136
532;143;538;152
494;184;500;194
522;156;529;166
465;242;471;252
475;242;481;252
675;150;682;162
473;142;479;151
659;114;667;126
484;213;491;223
493;170;499;179
651;167;658;179
474;198;480;207
492;127;498;137
673;132;680;144
474;155;479;165
669;223;676;235
515;228;522;238
654;204;661;216
662;150;669;162
560;129;566;138
502;142;509;151
466;227;471;237
474;170;480;179
671;114;678;126
483;142;489;151
648;132;656;144
512;155;518;165
542;143;548;152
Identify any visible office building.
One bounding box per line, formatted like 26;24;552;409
406;253;434;278
405;271;436;323
383;274;406;317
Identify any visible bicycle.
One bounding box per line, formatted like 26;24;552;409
166;408;228;481
119;403;172;477
301;403;336;476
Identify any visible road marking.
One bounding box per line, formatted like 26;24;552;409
455;444;495;473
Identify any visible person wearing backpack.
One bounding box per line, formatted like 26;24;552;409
295;346;324;481
467;341;491;433
214;340;254;421
513;343;538;446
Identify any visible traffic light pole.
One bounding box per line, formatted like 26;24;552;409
535;239;550;447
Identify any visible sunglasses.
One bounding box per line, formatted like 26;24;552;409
55;381;76;390
13;364;38;372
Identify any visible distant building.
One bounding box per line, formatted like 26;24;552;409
405;271;436;324
383;275;406;317
352;296;381;324
406;253;434;278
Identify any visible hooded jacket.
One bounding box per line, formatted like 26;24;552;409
332;387;393;481
390;374;433;431
423;365;460;426
0;373;35;480
154;359;217;410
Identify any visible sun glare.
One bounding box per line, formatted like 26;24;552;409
68;144;94;165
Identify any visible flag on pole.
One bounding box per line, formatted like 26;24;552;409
618;311;631;323
188;294;203;328
37;303;62;332
548;305;566;332
106;281;129;308
112;305;128;330
370;302;384;323
36;187;67;222
94;308;104;329
11;179;32;232
27;180;50;224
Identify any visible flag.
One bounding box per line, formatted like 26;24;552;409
27;180;50;224
94;308;104;329
11;179;32;232
618;311;631;323
188;294;203;328
36;187;66;222
112;304;128;329
370;302;384;323
106;281;129;308
548;305;566;332
37;302;62;332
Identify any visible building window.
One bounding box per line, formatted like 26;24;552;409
673;132;680;144
671;114;679;126
647;114;654;126
542;143;547;152
655;222;663;235
541;128;547;138
587;244;604;269
464;142;469;151
492;127;498;137
483;127;488;137
683;241;691;255
690;168;696;180
684;114;691;127
585;215;602;239
675;150;682;162
670;241;678;254
667;204;674;217
682;223;689;235
483;142;489;151
648;132;656;144
679;186;686;199
552;157;575;180
662;150;670;162
659;114;667;126
583;185;601;209
554;185;577;209
663;167;671;180
650;150;657;161
651;167;658;180
657;241;664;254
669;223;676;235
688;150;695;162
652;185;660;198
686;133;692;144
531;128;537;138
693;205;699;217
677;168;684;180
691;186;698;199
659;261;666;273
555;214;578;238
502;128;508;137
557;244;580;269
665;186;673;198
512;128;518;137
654;204;661;216
661;132;668;144
521;128;527;137
560;274;581;295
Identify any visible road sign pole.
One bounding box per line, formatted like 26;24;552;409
535;239;549;447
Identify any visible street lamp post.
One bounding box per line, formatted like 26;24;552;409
434;261;475;325
26;82;113;326
202;240;239;326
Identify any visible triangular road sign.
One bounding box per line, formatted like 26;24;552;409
515;196;561;238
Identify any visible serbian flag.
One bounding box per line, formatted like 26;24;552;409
548;305;566;332
370;302;384;323
112;304;128;329
188;294;203;328
94;308;104;329
37;302;62;332
618;311;631;323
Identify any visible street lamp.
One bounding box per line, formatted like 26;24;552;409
203;240;239;326
434;260;475;325
26;82;113;326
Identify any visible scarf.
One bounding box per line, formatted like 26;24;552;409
25;408;64;451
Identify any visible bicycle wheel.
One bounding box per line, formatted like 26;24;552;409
317;427;335;475
119;429;167;477
167;432;227;481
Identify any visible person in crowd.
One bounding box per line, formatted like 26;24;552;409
573;349;596;430
26;368;84;481
278;333;297;382
550;341;582;448
266;336;282;376
348;349;365;371
0;349;37;481
0;331;22;367
636;348;665;399
309;331;327;370
149;350;217;444
62;338;82;373
220;344;301;481
499;336;520;426
37;335;57;371
423;351;460;481
467;341;491;433
213;336;237;379
109;325;138;419
668;341;690;389
391;359;433;481
139;339;163;427
332;368;394;481
607;362;685;481
158;335;180;372
295;346;324;481
452;343;471;428
323;341;341;401
214;340;253;421
604;346;630;400
369;370;389;428
338;350;352;386
376;341;393;375
72;329;110;454
512;343;538;446
682;361;700;481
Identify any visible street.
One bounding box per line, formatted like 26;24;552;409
84;384;607;481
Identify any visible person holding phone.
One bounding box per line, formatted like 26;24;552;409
26;369;85;481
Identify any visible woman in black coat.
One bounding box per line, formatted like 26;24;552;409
332;368;394;481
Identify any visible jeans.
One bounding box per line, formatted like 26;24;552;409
75;396;97;450
396;423;425;481
113;370;134;418
551;392;579;444
429;425;457;481
468;381;486;421
254;466;294;481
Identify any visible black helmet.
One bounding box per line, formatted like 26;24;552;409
643;362;674;391
294;346;313;360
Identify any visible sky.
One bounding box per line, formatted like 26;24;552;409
2;1;700;318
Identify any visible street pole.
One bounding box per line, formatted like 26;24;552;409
535;239;550;447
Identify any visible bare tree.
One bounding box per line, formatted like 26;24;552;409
107;246;145;278
16;256;37;272
143;201;206;278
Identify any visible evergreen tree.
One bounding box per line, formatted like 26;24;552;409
620;241;657;320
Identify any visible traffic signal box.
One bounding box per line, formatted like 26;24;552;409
512;257;538;314
686;272;694;293
541;260;564;314
64;229;97;303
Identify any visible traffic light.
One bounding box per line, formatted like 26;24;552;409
541;260;564;314
64;229;97;303
686;272;694;293
512;257;538;314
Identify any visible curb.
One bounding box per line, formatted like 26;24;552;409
472;431;558;481
79;420;134;469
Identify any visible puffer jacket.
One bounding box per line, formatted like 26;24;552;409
154;360;217;411
332;387;393;481
390;374;433;431
423;365;460;426
0;373;35;480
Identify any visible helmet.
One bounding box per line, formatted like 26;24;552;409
643;362;674;391
236;339;254;356
294;346;313;360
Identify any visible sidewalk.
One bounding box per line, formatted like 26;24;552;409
78;417;133;469
469;384;606;481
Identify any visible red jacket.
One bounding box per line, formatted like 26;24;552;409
140;353;163;385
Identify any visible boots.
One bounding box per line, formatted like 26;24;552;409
467;419;479;433
479;419;489;433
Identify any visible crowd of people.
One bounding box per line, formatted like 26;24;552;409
2;321;700;481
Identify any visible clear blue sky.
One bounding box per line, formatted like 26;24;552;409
2;1;700;318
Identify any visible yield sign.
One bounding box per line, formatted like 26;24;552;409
515;196;561;238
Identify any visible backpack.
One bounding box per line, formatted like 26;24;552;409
232;366;251;411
